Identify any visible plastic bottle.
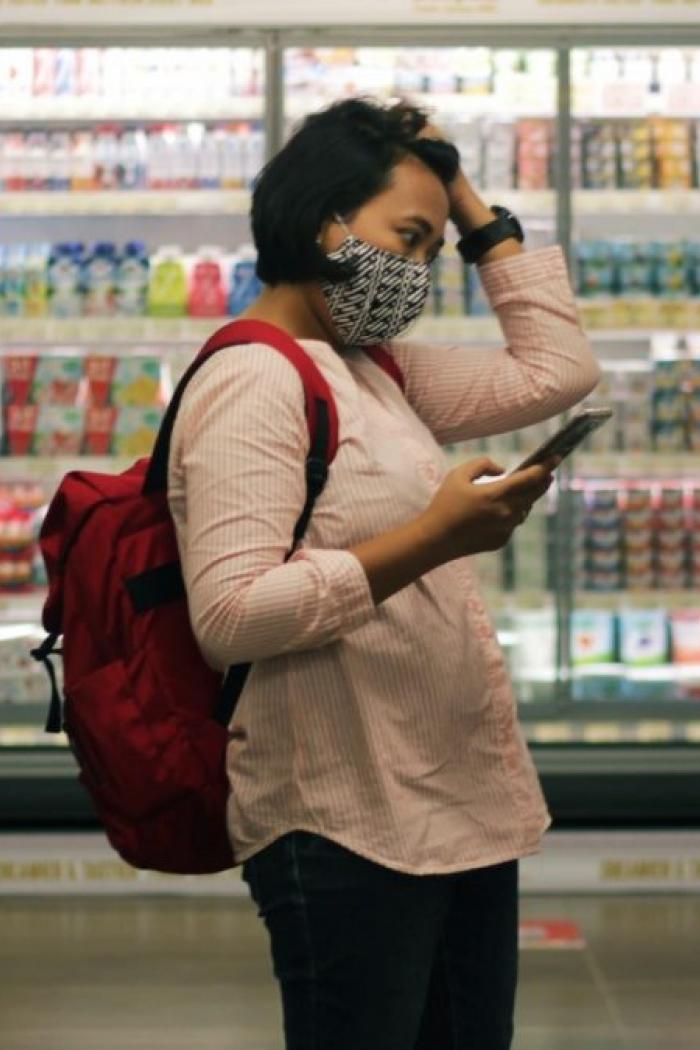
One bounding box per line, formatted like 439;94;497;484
2;246;26;317
47;242;84;317
23;244;50;318
94;126;120;190
82;241;118;316
228;246;262;316
116;241;149;316
147;245;188;317
117;130;147;189
33;49;55;97
188;246;227;317
54;49;77;96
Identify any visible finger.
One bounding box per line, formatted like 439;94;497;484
460;457;505;482
493;463;552;496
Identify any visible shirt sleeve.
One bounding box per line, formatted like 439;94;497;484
389;246;602;445
171;344;376;673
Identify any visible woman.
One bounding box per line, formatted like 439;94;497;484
168;99;600;1050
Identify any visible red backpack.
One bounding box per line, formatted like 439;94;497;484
30;319;403;875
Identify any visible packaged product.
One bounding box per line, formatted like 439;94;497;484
2;356;38;406
82;241;118;317
653;359;686;389
652;421;686;452
482;121;515;188
1;246;27;317
652;389;685;422
147;245;188;317
617;120;654;190
23;244;49;317
116;241;150;316
110;357;162;407
669;610;700;663
48;242;84;318
651;119;693;189
587;504;621;529
516;119;551;190
31;355;83;405
581;122;617;189
111;406;163;457
228;247;262;316
512;608;556;678
624;529;654;553
656;548;686;572
657;509;685;532
33;405;84;456
589;547;622;570
590;490;618;511
570;609;616;665
660;486;684;508
189;247;227;318
614;242;655;296
83;406;118;455
84;355;118;407
626;487;653;511
619;608;669;666
576;241;616;298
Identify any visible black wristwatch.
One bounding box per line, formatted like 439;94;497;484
456;206;525;264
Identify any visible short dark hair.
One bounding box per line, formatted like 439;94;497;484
252;98;460;286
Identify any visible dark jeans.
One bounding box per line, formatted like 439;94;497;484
241;830;519;1050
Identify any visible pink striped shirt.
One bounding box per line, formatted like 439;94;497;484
168;246;600;875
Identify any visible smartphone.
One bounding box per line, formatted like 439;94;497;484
512;407;613;473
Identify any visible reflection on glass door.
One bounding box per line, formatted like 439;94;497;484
570;48;700;721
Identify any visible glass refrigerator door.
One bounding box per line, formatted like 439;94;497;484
0;45;266;748
284;46;564;704
568;47;700;744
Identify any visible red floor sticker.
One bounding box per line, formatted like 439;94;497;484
518;920;586;949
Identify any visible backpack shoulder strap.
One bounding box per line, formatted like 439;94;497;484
144;319;339;495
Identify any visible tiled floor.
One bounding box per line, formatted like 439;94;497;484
0;893;698;1049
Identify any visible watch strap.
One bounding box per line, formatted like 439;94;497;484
456;206;524;265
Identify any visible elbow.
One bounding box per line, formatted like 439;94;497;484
189;591;251;673
545;338;603;414
573;351;603;403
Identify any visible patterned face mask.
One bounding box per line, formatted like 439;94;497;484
320;218;432;347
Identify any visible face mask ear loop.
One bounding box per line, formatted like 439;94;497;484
334;214;352;239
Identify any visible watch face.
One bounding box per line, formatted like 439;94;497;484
492;206;524;243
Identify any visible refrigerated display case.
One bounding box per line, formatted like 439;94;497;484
1;28;699;830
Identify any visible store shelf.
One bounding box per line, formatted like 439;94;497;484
572;453;700;478
577;298;700;332
0;97;264;122
574;663;700;683
0;456;133;483
574;589;700;610
574;190;700;215
0;316;226;345
0;592;46;625
0;190;251;216
3;314;697;348
285;94;555;122
526;719;700;745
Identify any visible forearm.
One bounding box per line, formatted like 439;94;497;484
449;174;524;266
349;514;444;606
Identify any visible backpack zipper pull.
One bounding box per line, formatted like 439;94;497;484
30;633;64;733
